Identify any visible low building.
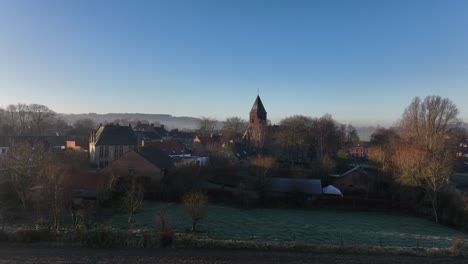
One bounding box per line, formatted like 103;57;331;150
267;178;322;197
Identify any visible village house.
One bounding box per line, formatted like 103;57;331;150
98;147;175;189
134;122;167;136
456;140;468;158
347;141;371;158
89;124;137;169
134;131;162;146
144;139;191;160
168;129;196;148
193;135;221;156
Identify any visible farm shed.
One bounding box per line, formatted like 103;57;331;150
267;178;322;196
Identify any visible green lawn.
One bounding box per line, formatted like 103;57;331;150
452;173;468;187
108;202;467;248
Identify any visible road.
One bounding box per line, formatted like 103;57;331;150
0;245;465;264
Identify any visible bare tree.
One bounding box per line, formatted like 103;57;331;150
198;117;217;136
72;118;96;136
346;124;360;142
400;96;459;151
222;117;247;142
37;155;70;230
369;128;399;174
248;157;277;203
277;115;314;163
312;114;344;161
28;104;55;134
182;191;208;232
123;177;144;224
395;95;460;223
16;103;31;135
1;143;45;208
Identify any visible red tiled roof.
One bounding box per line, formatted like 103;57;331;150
145;140;187;156
68;170;105;189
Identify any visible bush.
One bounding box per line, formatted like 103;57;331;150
81;226;118;248
448;238;465;256
0;231;8;241
11;228;50;243
159;228;174;248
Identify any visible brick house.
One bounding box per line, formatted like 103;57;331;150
98;147;175;188
89;124;137;169
347;141;371;158
332;166;385;198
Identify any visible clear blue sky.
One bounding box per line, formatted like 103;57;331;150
0;0;467;126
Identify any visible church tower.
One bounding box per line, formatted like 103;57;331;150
246;95;267;149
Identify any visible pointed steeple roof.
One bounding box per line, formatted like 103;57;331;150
250;95;267;115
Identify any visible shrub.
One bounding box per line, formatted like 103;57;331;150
448;238;465;256
159;228;174;248
81;226;117;248
0;231;8;241
178;233;195;246
11;228;50;243
140;230;157;248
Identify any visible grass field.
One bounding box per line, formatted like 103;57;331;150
452;173;468;189
108;202;467;248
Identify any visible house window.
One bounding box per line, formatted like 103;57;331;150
99;161;104;168
119;146;124;156
114;147;119;159
104;146;109;158
104;161;109;167
128;165;136;173
99;147;104;158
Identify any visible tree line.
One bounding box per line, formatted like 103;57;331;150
0;103;97;137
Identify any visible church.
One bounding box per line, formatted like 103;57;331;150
243;95;277;153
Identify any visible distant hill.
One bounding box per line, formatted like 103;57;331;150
60;113;203;130
59;113;466;138
354;122;468;142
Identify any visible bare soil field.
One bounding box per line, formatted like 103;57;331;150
0;245;465;264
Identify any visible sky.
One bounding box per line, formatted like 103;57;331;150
0;0;467;126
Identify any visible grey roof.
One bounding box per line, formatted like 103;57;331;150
94;125;137;146
135;147;175;171
268;178;322;195
250;95;267;115
336;166;369;179
134;131;162;141
230;142;249;160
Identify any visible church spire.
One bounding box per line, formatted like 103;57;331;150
250;95;266;115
